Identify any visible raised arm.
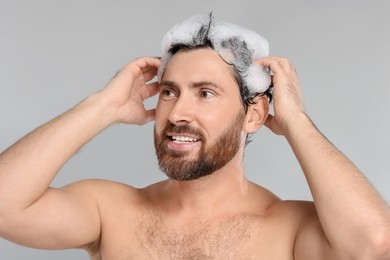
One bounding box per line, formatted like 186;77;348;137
258;57;390;259
0;57;160;249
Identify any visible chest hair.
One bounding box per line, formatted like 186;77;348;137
135;208;255;260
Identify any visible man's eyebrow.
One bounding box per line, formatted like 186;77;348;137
159;80;178;88
160;80;223;91
191;81;222;90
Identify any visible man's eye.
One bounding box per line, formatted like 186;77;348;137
161;89;176;97
200;90;214;98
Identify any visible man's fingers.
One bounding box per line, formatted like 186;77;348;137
257;56;296;75
143;108;156;124
257;58;284;79
146;81;160;99
118;57;161;80
264;114;273;130
143;67;158;82
264;114;283;136
135;57;161;72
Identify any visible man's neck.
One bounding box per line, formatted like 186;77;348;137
159;151;251;219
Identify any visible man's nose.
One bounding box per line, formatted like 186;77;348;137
168;95;194;126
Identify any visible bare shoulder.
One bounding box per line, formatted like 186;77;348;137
62;178;136;194
249;181;316;216
270;200;316;217
269;200;336;259
248;182;318;235
62;179;142;201
265;195;318;233
59;180;151;257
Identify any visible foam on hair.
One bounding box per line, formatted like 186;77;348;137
158;14;271;95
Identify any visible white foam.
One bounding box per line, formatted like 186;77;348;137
158;15;271;94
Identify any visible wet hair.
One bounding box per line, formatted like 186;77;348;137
161;13;272;112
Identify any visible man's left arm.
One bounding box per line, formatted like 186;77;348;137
259;57;390;259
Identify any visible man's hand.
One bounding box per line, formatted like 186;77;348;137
100;57;161;125
257;57;305;136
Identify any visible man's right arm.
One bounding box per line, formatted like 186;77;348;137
0;57;161;249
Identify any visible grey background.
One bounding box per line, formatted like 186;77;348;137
1;0;389;259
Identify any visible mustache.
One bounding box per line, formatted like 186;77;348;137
163;123;204;138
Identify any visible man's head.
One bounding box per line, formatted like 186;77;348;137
158;14;272;109
154;15;270;181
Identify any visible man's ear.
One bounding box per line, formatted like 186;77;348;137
243;95;269;134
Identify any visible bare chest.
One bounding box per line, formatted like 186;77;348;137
97;209;294;260
135;214;255;259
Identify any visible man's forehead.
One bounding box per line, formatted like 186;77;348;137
161;48;237;86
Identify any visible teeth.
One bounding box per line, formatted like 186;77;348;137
172;136;199;143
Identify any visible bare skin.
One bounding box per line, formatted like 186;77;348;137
0;48;390;259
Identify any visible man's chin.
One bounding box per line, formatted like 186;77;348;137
162;146;201;160
158;156;219;181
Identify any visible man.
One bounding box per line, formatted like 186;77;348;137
0;14;389;259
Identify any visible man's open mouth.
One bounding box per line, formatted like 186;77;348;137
168;135;201;143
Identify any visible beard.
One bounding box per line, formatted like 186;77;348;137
154;111;245;181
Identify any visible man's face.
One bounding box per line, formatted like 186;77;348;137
154;48;246;181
